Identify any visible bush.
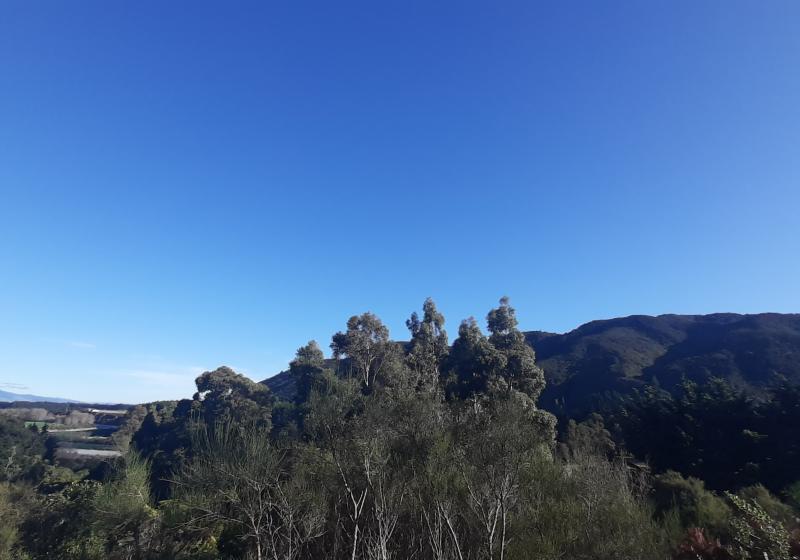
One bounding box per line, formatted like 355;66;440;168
726;492;791;560
509;452;672;559
652;471;732;538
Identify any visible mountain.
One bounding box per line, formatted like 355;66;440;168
531;313;800;415
0;389;80;403
262;313;800;416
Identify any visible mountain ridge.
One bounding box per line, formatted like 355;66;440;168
0;389;80;403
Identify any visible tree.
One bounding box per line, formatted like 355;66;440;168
194;366;274;429
406;298;449;393
331;313;397;390
289;341;328;405
486;297;545;403
455;397;554;560
303;374;369;560
445;318;503;401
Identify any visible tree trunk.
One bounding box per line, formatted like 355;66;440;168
351;524;359;560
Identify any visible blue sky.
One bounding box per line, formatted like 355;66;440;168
1;1;799;403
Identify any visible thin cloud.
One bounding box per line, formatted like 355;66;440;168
0;383;29;391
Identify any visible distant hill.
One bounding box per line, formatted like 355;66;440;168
263;313;800;416
531;313;800;415
0;389;80;403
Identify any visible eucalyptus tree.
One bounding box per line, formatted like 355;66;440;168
406;298;449;394
444;317;503;402
486;297;545;403
331;313;400;391
194;366;274;429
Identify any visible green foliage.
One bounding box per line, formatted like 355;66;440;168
453;396;555;559
510;453;672;559
562;413;616;459
609;378;771;491
0;416;45;482
20;481;101;559
726;492;791;560
173;421;324;560
736;485;796;529
445;317;503;399
487;296;546;402
0;482;35;559
289;340;328;405
331;312;397;389
92;452;158;556
651;471;732;537
446;297;548;409
194;366;274;428
406;298;449;393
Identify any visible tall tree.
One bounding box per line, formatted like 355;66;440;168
486;297;546;403
331;313;396;390
406;298;449;393
445;318;503;400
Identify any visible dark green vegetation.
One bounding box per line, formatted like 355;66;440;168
532;313;800;416
2;301;800;559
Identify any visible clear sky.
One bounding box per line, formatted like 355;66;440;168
1;1;799;404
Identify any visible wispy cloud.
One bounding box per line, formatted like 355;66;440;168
0;383;29;391
69;341;96;349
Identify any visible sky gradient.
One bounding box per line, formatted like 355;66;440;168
1;1;799;403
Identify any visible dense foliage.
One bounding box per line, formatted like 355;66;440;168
605;378;800;493
2;299;800;559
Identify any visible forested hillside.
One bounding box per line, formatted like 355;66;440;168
2;299;800;559
533;313;800;415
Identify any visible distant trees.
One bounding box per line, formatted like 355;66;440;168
289;340;328;405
